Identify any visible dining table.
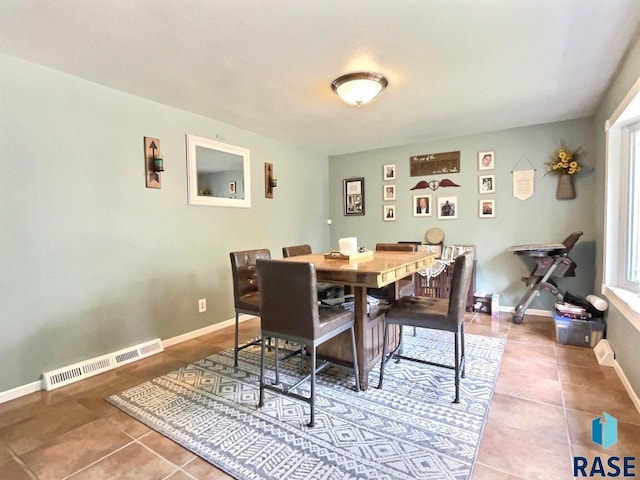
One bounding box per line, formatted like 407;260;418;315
282;250;436;390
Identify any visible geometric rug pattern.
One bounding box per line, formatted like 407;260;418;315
108;328;505;480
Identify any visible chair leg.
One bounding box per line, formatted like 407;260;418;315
234;312;240;367
274;340;280;386
377;321;390;389
349;326;360;392
300;344;306;374
308;346;316;427
453;331;460;404
461;322;466;379
396;324;404;363
412;326;417;336
258;334;266;408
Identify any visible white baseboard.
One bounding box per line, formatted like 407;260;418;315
499;306;552;317
613;359;640;415
0;314;256;404
162;314;254;348
0;380;42;404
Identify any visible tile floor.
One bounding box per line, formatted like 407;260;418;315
1;313;638;479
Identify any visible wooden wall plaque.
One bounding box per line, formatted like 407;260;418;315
410;151;460;177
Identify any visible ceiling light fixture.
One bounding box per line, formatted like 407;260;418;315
331;72;388;106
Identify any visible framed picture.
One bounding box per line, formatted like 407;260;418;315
229;181;236;194
383;184;396;201
478;151;495;170
419;244;442;258
383;164;396;181
344;177;365;216
479;174;496;194
383;205;396;221
479;199;496;218
437;195;458;220
413;194;432;217
441;246;454;261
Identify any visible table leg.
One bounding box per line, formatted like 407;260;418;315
352;286;369;390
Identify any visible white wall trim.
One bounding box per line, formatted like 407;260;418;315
0;380;42;404
613;359;640;415
0;314;255;404
499;306;552;317
162;314;254;348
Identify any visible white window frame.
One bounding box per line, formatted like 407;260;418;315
603;76;640;330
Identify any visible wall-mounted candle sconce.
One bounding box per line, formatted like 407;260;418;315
265;162;277;198
144;136;163;189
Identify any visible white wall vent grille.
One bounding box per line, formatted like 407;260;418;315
42;338;163;391
42;354;114;391
111;338;164;367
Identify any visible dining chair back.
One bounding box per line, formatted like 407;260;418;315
281;244;312;258
256;259;360;427
229;248;271;366
282;244;344;299
378;252;473;403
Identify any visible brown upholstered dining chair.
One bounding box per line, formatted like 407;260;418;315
229;248;271;367
256;259;360;427
282;244;344;300
377;252;473;403
281;244;312;258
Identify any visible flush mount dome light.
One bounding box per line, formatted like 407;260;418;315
331;72;388;106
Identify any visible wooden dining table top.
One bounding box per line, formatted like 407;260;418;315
282;250;436;288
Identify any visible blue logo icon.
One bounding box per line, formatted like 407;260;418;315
592;412;618;449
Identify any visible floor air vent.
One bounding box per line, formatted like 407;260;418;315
111;338;164;367
43;354;114;391
42;338;164;390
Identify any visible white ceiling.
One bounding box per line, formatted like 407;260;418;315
1;0;640;156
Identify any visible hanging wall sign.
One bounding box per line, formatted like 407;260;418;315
410;151;460;176
512;169;535;200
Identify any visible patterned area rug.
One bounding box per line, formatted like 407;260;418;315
108;328;505;480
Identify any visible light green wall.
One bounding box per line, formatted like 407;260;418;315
593;31;640;396
329;118;596;309
0;53;329;391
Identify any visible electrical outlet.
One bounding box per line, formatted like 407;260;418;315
198;298;206;313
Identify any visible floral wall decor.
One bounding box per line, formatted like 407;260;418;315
545;143;584;200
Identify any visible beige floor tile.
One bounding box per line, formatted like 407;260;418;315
487;393;569;443
183;457;234;480
555;344;600;369
499;354;559;381
472;462;524;479
165;340;218;364
104;409;152;438
503;340;557;364
477;419;573;479
566;408;640;456
139;431;196;467
0;439;12;464
0;400;98;455
57;369;140;398
20;418;132;480
0;390;70;430
507;327;556;347
117;353;187;381
167;470;198;480
495;370;564;406
557;363;627;394
465;322;509;338
0;457;36;480
562;383;640;425
68;442;177;479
